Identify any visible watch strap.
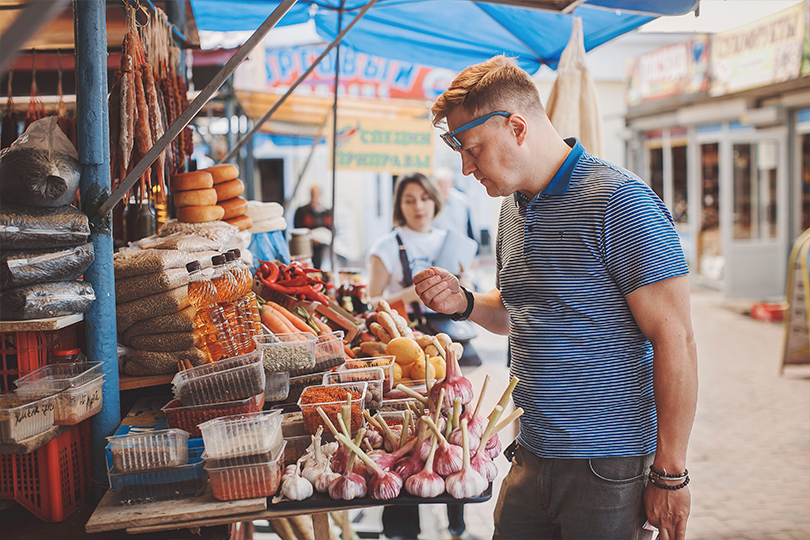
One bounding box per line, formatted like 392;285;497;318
449;286;474;321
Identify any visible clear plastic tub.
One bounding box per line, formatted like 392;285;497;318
264;370;289;402
15;375;104;425
106;429;189;473
297;381;367;435
323;367;383;412
286;371;330;403
108;445;207;505
171;350;265;405
254;332;316;372
161;393;265;438
198;410;283;459
0;392;56;443
205;440;286;501
341;355;396;394
14;361;103;390
290;330;346;376
384;378;428;400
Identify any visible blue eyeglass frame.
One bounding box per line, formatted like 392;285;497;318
440;111;512;151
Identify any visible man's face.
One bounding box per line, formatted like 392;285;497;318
445;108;519;198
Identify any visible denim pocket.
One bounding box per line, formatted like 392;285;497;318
588;456;648;484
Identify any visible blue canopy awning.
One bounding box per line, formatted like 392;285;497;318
190;0;698;72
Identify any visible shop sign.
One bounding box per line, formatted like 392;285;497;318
709;2;805;96
234;43;457;101
625;36;710;106
328;117;433;174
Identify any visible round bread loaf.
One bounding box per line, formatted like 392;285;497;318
177;205;225;223
173;188;218;208
214;178;245;202
218;196;248;220
225;214;253;231
202;164;239;184
171;171;213;191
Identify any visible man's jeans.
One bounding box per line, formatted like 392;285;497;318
493;444;655;540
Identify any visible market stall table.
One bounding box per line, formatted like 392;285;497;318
86;483;492;537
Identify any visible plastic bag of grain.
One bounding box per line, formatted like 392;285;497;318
0;203;90;249
122;306;196;345
114;248;218;279
115;285;189;331
115;267;190;304
0;280;95;320
1;242;94;290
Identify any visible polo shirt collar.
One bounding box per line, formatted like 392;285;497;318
513;137;583;208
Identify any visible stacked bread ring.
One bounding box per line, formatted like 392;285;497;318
171;170;224;223
200;164;253;231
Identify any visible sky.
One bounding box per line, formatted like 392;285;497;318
639;0;803;33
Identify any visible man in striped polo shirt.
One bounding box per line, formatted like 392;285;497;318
414;56;698;540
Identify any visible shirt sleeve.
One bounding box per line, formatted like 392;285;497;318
601;179;689;297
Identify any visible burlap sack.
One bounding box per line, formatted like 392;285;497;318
116;285;189;331
122;306;196;345
115;268;190;304
128;331;202;352
121;347;208;376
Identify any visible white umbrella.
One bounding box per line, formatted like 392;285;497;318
545;17;603;158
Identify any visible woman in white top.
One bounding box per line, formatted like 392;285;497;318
367;172;446;310
367;173;466;539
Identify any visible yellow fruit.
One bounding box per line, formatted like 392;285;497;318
399;361;413;379
410;356;428;380
392;362;403;386
430;356;446;379
385;337;423;366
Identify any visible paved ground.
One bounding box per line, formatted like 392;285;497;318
256;274;810;540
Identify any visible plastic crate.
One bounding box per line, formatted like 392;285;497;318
0;324;82;392
0;420;91;522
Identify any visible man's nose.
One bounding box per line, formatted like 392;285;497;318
460;153;477;177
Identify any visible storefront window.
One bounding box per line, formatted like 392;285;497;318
733;142;778;240
802;133;810;231
648;147;664;200
672;144;688;224
699;143;721;279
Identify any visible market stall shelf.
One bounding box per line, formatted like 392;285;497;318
85;482;492;534
84;485;266;533
0;423;70;454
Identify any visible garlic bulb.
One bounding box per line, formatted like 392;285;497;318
315;470;342;493
445;419;487;499
272;461;313;503
424;416;463;477
428;346;474;412
336;431;403;500
328;471;367;500
405;438;445;498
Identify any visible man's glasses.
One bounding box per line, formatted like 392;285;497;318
440;111;512;151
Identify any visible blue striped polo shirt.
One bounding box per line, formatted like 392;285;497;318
495;138;688;458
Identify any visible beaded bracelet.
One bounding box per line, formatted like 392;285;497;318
649;475;690;491
649;465;689;479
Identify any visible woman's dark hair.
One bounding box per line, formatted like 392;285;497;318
392;172;443;227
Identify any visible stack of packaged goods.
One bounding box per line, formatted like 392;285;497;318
106;428;208;505
0;117;96;320
164;350;266;438
199;410;284;501
14;360;105;426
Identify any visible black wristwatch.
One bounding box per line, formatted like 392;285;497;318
450;286;474;321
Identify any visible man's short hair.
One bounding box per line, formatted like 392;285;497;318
432;55;543;127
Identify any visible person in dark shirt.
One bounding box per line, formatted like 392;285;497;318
293;185;333;269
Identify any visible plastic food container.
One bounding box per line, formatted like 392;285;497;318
290;331;345;376
286;371;330;403
297;381;367;435
198;410;283;459
378;396;421;412
0;392;56;443
341;356;396;394
254;333;316;372
323;367;383;413
205;440;286;501
384;378;428;400
264;370;289;402
106;429;189;473
161;393;265;438
171;350;265;406
14;361;103;389
108;444;207;505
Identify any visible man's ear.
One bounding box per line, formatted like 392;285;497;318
510;114;528;145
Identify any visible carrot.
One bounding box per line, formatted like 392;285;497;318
261;306;295;335
343;343;355;359
311;316;333;336
268;301;317;335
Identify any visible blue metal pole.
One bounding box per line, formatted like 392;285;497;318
74;0;120;496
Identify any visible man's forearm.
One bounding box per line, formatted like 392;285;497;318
469;288;510;336
651;337;698;472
